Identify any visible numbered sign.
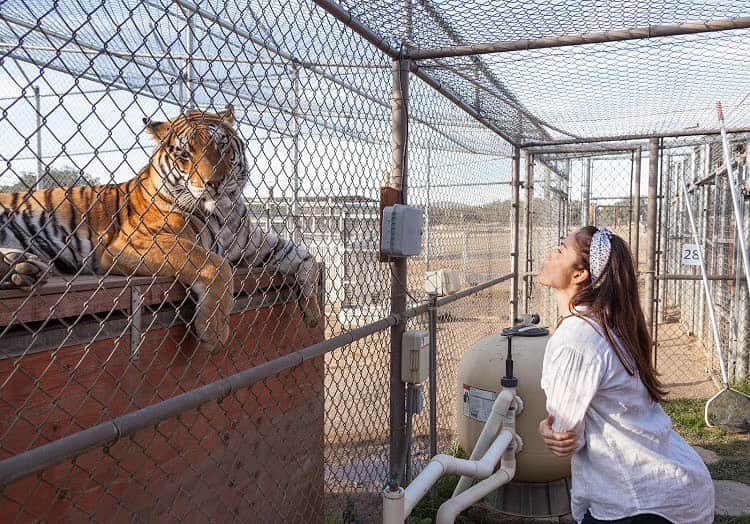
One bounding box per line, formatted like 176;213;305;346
681;243;701;266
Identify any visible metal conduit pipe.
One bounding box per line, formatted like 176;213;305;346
409;16;750;60
388;56;410;482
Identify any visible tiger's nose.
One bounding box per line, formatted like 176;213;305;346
206;180;221;191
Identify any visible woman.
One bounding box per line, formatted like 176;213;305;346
536;226;714;524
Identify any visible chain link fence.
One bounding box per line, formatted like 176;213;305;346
0;1;517;522
403;74;514;491
2;1;750;522
526;150;641;324
525;136;750;402
654;135;750;398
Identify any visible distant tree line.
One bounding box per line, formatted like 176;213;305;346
427;197;647;226
427;199;513;225
0;166;100;193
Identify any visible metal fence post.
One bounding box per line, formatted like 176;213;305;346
697;145;711;346
690;149;700;336
389;57;410;483
734;144;750;381
427;291;438;502
653;142;665;363
582;158;592;226
33;85;43;190
633;147;642;270
524;154;534;314
510;146;521;323
658;153;672;323
645;138;660;338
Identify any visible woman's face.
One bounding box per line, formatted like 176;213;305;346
537;231;589;290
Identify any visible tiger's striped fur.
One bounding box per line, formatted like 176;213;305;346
0;107;321;350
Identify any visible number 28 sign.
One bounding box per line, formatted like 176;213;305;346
681;243;701;266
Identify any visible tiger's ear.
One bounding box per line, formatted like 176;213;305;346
142;117;170;140
218;104;235;125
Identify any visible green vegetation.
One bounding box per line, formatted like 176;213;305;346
0;167;100;192
662;397;750;485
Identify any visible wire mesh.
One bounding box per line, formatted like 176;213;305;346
524;154;571;324
528;136;749;401
0;0;398;520
3;0;750;521
337;0;750;53
526;150;640;324
331;1;750;145
654;135;749;398
0;0;520;521
429;30;750;143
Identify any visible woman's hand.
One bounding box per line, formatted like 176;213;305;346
538;415;578;457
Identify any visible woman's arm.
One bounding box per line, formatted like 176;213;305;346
539;342;604;456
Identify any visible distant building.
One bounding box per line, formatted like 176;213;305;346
247;194;388;309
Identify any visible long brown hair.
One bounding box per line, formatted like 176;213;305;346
565;226;666;403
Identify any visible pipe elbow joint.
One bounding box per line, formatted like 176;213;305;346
433;454;454;472
473;459;494;479
491;388;515;414
435;499;462;524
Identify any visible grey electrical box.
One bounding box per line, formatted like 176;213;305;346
381;204;423;257
401;329;429;383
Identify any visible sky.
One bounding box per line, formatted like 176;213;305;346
4;0;742;210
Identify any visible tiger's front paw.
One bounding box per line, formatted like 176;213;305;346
300;296;322;329
194;293;233;352
195;316;231;353
0;248;49;289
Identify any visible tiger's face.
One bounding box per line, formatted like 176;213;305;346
144;106;248;214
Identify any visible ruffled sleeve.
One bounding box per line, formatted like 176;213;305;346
541;342;604;438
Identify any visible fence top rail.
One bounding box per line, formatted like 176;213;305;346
408;16;750;60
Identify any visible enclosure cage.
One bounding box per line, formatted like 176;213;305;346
0;1;749;522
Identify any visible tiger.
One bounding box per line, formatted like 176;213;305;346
0;106;322;351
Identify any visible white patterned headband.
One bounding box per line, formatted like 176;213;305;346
590;227;613;287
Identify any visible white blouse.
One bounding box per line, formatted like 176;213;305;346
540;314;714;524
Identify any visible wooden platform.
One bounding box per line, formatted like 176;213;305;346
0;268;297;358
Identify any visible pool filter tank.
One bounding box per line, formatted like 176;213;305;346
456;316;572;517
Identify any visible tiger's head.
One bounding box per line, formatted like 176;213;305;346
143;106;248;214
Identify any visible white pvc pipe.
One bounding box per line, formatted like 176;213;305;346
436;451;517;524
438;403;519;524
383;487;405;523
452;387;516;496
402;429;513;516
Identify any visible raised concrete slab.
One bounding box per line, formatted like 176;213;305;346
714;480;750;517
692;445;720;465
